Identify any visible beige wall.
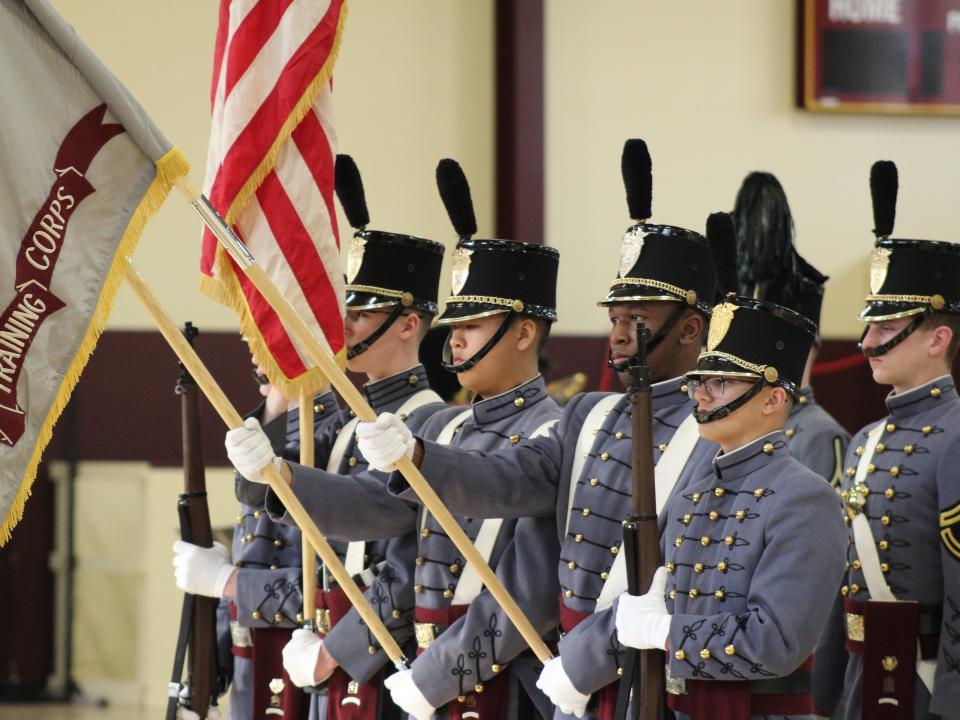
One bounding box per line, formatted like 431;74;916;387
50;1;957;341
50;0;495;332
545;1;960;339
50;461;239;710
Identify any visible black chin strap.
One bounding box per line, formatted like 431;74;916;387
347;304;407;360
858;312;928;358
608;304;687;373
441;312;516;373
692;379;766;424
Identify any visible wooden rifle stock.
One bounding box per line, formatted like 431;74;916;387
615;324;663;720
167;323;219;720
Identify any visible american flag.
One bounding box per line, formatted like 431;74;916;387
200;0;347;395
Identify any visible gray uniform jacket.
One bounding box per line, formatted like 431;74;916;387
232;391;341;627
226;390;340;720
782;387;849;716
662;431;846;720
270;375;561;714
260;366;446;685
819;375;960;720
786;387;849;487
386;377;718;697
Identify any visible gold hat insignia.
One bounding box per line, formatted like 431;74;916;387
346;235;367;284
870;246;892;295
707;302;737;351
618;226;645;279
451;246;474;295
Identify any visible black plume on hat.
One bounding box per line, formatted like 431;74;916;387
334;154;369;230
870;160;898;238
706;212;738;300
621;139;652;221
436;159;478;238
732;171;795;301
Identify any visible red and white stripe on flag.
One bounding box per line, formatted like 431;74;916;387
200;0;347;396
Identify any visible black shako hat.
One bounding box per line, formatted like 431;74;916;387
860;160;960;322
732;171;828;331
598;139;719;314
337;154;444;315
433;159;559;325
687;295;817;397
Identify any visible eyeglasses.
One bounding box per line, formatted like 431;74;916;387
686;377;753;400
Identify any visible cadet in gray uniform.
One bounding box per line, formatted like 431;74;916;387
230;159;563;720
361;140;730;720
221;155;448;720
614;293;847;720
229;386;340;720
172;358;339;720
730;172;852;718
245;158;446;720
731;171;849;488
816;161;960;720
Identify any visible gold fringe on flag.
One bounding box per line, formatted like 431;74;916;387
0;147;191;546
199;270;342;399
201;1;349;398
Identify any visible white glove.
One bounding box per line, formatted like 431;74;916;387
384;668;435;720
355;412;415;472
225;417;280;483
536;656;590;717
172;540;234;598
614;566;671;650
174;684;222;720
282;628;325;688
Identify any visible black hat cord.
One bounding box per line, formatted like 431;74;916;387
857;311;929;359
691;377;767;424
346;303;408;360
607;303;688;373
440;312;517;374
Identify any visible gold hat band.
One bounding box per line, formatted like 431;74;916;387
695;351;768;377
442;294;525;313
607;277;696;305
864;293;945;310
346;284;414;307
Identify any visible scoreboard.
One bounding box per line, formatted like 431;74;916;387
799;0;960;115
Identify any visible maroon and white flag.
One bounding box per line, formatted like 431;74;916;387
0;0;189;544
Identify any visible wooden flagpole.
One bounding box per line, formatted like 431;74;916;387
177;176;553;663
124;259;406;668
299;393;318;630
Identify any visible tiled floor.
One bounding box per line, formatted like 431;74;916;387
0;703;225;720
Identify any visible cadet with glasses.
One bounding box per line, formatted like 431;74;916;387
614;293;846;720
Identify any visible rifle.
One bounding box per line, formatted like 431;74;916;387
166;322;221;720
614;324;663;720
